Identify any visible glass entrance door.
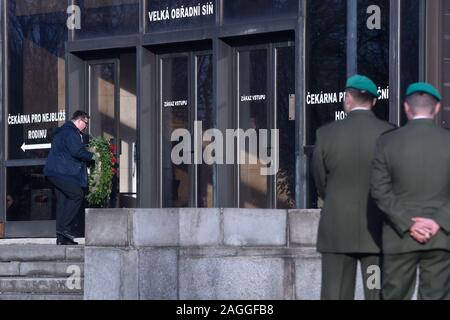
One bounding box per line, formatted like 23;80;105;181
236;43;296;209
86;53;138;209
159;51;214;208
87;60;120;207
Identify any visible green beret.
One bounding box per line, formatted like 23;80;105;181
406;82;442;102
346;75;380;98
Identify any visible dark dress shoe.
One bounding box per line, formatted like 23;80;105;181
56;232;78;245
57;230;77;241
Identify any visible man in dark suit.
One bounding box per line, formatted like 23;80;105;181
44;111;95;245
313;75;395;300
371;83;450;300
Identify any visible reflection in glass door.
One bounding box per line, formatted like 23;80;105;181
161;55;191;207
160;52;213;208
276;46;296;209
238;48;270;208
237;44;295;209
196;54;214;207
88;60;120;207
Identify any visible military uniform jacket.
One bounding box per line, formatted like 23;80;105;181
313;110;395;254
371;119;450;254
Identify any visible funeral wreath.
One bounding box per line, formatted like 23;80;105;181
87;137;117;207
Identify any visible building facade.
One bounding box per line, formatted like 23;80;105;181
0;0;446;238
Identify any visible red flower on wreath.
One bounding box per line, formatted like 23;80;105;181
110;144;117;153
112;157;117;164
112;168;117;175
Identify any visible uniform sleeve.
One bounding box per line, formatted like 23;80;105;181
66;131;94;162
435;203;450;234
312;130;327;199
370;138;413;236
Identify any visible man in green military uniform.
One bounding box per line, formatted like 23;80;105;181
313;75;395;300
371;83;450;300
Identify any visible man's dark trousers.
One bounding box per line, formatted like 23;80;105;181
48;176;84;234
382;250;450;300
321;253;381;300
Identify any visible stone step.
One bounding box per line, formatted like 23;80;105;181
0;277;83;294
0;262;84;277
0;245;84;262
0;293;83;300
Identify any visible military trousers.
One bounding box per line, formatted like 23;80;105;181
321;253;381;300
382;250;450;300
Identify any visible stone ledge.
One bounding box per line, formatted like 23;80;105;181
0;245;66;262
223;209;287;246
289;210;321;247
86;209;131;247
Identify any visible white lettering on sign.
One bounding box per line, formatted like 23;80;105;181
148;2;214;23
335;111;348;121
164;100;188;107
306;87;389;106
8;111;66;125
240;95;266;102
28;130;47;140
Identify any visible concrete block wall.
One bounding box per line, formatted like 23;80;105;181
84;208;365;300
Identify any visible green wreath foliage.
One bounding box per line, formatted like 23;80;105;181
87;137;115;207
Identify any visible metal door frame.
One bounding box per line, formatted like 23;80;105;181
85;58;121;207
157;49;213;208
234;41;294;209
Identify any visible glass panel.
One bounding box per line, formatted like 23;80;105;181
223;0;297;24
7;0;67;160
305;0;347;145
401;0;420;126
276;46;296;209
74;0;139;39
146;0;216;33
162;56;190;207
196;54;214;208
238;49;269;208
89;63;118;207
89;63;116;141
7;166;55;222
357;0;390;121
305;0;346;208
119;53;138;208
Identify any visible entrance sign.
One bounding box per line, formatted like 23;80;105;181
7;111;65;153
146;0;215;32
148;2;214;22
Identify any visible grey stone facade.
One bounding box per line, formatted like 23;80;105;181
84;208;367;300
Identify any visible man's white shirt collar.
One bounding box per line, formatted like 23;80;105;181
351;107;371;112
413;116;433;120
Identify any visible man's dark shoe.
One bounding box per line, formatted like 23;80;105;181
56;232;78;245
57;230;76;240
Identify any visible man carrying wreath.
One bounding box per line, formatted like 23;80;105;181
44;110;96;245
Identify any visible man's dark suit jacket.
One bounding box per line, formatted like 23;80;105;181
313;110;395;253
44;121;93;188
371;119;450;254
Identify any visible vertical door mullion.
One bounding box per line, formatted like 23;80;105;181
271;44;277;209
235;49;240;208
114;59;120;208
347;0;358;77
158;57;163;207
86;63;91;124
191;52;197;208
